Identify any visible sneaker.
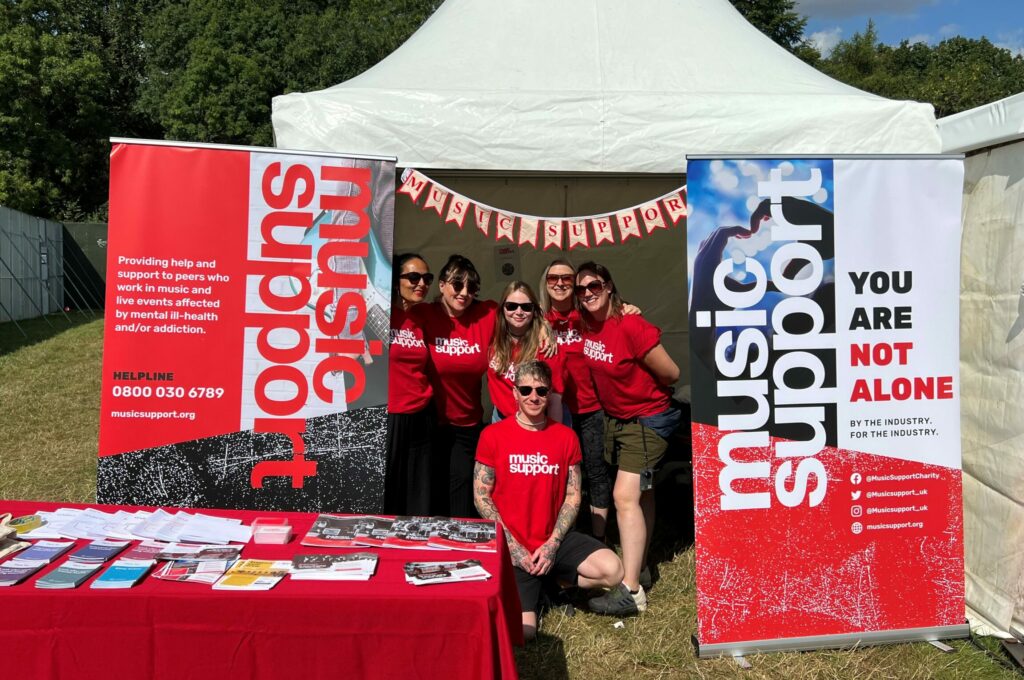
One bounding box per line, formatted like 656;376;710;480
588;583;647;616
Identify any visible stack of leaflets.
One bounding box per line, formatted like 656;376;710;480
213;559;291;591
11;508;252;544
35;561;102;589
290;553;378;581
154;544;242;562
403;559;492;586
0;558;49;586
384;517;443;549
90;559;156;589
68;539;131;564
302;515;391;548
120;540;169;562
427;520;497;553
17;540;75;564
153;559;234;585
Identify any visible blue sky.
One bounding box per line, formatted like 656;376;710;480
797;0;1024;57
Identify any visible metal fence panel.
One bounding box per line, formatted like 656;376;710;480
0;205;65;322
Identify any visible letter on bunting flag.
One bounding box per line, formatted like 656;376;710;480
592;217;615;246
615;209;642;242
475;206;492;236
446;193;469;228
398;170;429;202
663;190;688;225
568;220;589;250
495;212;515;242
543;220;564;251
424;186;449;216
640;201;667;233
519;217;539;248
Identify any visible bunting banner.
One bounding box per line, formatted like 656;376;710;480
398;168;686;249
686;155;968;656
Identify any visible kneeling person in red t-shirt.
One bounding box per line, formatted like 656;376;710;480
474;359;632;640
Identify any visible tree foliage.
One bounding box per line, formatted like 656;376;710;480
818;22;1024;118
729;0;820;62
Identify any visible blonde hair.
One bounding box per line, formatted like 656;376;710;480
491;281;544;375
538;258;575;313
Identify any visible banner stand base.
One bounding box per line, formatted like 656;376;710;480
695;624;970;659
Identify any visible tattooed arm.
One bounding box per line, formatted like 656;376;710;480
474;461;536;573
531;464;582;575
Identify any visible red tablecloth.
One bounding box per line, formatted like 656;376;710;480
0;501;523;680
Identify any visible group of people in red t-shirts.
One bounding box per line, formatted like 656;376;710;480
385;253;681;633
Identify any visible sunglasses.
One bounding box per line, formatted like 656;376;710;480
503;301;536;313
446;279;480;295
545;274;574;285
574;280;607;297
399;272;434;286
515;385;550;397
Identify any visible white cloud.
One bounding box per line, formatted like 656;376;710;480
938;24;959;37
906;33;933;45
995;29;1024;57
809;28;843;57
797;0;937;20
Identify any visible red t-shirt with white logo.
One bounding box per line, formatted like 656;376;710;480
545;307;601;414
387;306;432;414
475;417;581;553
580;313;671;419
415;299;497;427
486;343;566;418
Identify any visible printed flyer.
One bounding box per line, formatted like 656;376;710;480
98;140;396;511
687;157;966;653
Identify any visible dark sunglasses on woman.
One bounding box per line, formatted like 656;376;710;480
574;280;607;297
446;279;480;295
545;274;574;285
515;385;550;397
399;272;434;286
503;301;536;313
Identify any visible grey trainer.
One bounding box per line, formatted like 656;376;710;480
588;583;647;616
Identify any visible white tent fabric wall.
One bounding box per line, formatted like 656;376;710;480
272;0;940;169
940;94;1024;639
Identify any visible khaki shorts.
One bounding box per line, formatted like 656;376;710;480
603;416;668;474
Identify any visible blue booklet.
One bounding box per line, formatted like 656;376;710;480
69;539;131;564
35;561;101;589
18;540;74;563
90;559;155;589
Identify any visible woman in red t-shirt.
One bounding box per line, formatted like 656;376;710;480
575;261;681;612
384;253;438;516
539;259;611;541
414;254;498;518
486;281;564;423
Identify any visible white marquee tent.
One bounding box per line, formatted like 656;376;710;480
272;0;940;171
940;93;1024;640
271;0;944;382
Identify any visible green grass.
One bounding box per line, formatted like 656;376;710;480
1;315;1020;679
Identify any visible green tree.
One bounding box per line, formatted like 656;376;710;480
729;0;820;62
138;0;441;147
818;22;1024;117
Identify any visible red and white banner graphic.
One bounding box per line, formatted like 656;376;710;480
398;168;686;249
100;142;396;503
686;157;965;652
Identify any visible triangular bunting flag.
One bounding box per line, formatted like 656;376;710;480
475;206;492;236
495;212;516;242
615;209;642;242
543;219;564;251
639;201;668;233
397;170;429;203
592;216;615;246
663;190;688;225
424;186;449;216
446;193;470;228
567;220;589;250
519;217;539;248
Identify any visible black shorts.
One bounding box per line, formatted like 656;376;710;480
514;531;606;613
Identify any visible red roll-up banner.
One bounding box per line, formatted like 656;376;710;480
99;140;396;512
686;156;967;655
